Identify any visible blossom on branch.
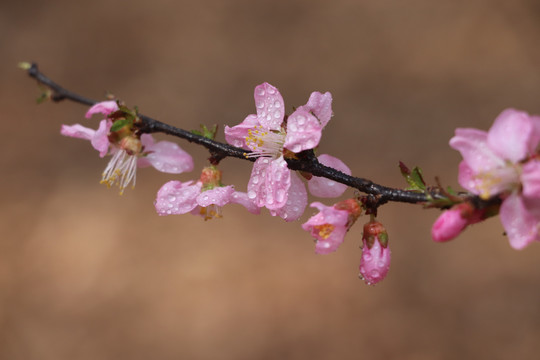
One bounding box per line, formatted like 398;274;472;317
449;108;540;249
359;220;391;285
224;82;341;221
302;199;362;254
155;166;259;219
431;202;485;242
61;101;194;194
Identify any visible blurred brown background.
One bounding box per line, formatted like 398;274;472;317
2;0;540;359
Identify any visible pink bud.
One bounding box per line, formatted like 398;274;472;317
431;203;484;242
359;221;391;285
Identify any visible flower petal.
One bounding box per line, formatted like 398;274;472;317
298;91;333;126
254;83;284;131
500;192;538;250
91;119;112;157
284;109;322;153
85;101;119;118
487;109;535;163
521;160;540;199
248;157;291;210
269;172;307;222
224;114;260;149
308;154;350;198
450;128;504;173
197;186;235;207
154;180;202;215
138;134;194;174
229;191;261;214
61;124;95;140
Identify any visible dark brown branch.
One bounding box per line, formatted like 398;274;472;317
24;62;456;206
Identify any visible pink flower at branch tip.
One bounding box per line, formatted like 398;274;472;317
61;101;194;194
449;108;540;249
225;82;341;221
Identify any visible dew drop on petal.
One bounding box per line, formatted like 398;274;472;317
268;87;275;95
248;190;256;199
274;101;281;108
370;269;380;279
274;110;281;119
297;115;305;125
289;123;298;132
257;88;265;96
168;195;176;202
251;175;259;184
364;253;372;261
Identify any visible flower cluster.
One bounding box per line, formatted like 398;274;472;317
432;109;540;249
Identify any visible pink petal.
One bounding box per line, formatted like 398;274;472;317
284;110;322;152
431;207;468;242
224;114;260;149
359;238;391;286
138;134;194;174
500;192;538;250
61;124;95;140
154;180;202;216
85;101;119;118
196;186;235;207
302;202;349;254
91;119;112;158
450;128;504;173
229;191;261;214
521;160;540;199
308;154;350;198
254;83;284;131
298;91;333;126
269;172;307;222
248;157;291;210
487;109;535;163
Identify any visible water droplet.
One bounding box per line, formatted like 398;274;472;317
268;87;276;94
364;253;372;261
203;194;209;201
276;189;286;202
370;269;380;278
168;203;173;208
297;115;305;125
257;88;265;96
274;101;281;108
274;110;281;118
378;261;386;268
251;175;259;184
289;123;298;132
248;190;256;199
168;195;176;202
256;101;264;108
292;145;301;153
166;210;172;214
306;140;315;148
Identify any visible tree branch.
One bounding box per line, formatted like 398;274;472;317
24;62;456;206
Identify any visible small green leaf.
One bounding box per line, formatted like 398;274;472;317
399;162;426;191
446;186;457;196
193;124;218;140
110;118;131;132
36;92;49;104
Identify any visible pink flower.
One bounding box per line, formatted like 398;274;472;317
302;198;362;254
450;109;540;249
224;83;334;221
155;181;259;219
302;202;350;254
359;221;391;285
431;203;485;242
62;101;194;194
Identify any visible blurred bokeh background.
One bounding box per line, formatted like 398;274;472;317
2;0;540;359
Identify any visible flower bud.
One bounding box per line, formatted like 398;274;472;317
359;220;391;285
431;202;484;242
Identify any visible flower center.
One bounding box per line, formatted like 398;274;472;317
244;125;285;159
314;224;335;239
475;164;520;199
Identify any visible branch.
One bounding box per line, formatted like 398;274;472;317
24;62;456;206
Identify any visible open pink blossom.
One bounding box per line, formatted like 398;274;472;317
62;101;194;194
155;180;259;219
359;221;391;285
431;203;485;242
449;108;540;249
302;202;349;254
224;83;334;220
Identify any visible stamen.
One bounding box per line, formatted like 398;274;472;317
244;125;285;159
100;150;138;194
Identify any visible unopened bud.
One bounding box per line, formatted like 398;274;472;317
359;220;391;285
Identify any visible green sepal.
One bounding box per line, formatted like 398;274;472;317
110;118;131;132
399;161;426;191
